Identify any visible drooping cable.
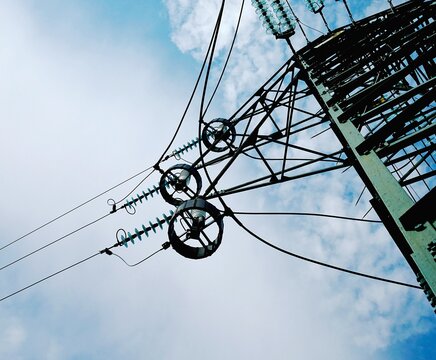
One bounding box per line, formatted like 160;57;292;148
155;0;227;166
230;212;421;289
110;247;165;267
199;1;226;121
192;1;414;291
203;0;245;115
232;210;382;223
197;0;233;212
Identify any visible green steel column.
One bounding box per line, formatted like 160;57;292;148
300;60;436;311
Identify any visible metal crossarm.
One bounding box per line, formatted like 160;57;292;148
295;0;435;310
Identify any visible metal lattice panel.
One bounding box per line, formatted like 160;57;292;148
298;0;435;201
296;0;435;309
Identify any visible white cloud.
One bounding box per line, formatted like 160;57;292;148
0;1;434;360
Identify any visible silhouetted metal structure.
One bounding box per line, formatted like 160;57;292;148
132;0;436;310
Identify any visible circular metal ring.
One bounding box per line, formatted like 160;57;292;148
159;164;202;206
168;198;224;259
202;118;236;152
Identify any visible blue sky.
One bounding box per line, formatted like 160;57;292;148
0;0;434;359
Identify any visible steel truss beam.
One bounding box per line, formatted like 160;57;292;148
191;59;347;199
296;0;435;310
164;0;435;311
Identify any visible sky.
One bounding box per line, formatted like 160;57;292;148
0;0;435;359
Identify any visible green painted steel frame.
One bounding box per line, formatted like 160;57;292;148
295;0;435;310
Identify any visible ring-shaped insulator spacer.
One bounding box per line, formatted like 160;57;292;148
202;118;236;152
159;164;202;206
168;198;224;259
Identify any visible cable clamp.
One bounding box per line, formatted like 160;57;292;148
100;248;113;255
154;163;163;173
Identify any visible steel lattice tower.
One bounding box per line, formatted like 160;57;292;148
128;0;436;311
295;0;436;309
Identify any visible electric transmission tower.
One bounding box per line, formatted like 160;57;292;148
3;1;435;312
121;0;436;310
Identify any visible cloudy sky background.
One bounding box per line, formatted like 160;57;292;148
0;0;435;359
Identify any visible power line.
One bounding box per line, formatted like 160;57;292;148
0;0;232;282
230;213;421;289
1;3;226;253
0;241;172;302
199;0;226;120
192;0;419;291
203;0;245;114
110;246;167;267
0;167;152;252
0;252;100;302
0;213;111;271
197;0;229;213
298;19;325;35
232;210;383;223
112;167;155;205
155;0;227;165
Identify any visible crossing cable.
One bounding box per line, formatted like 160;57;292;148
0;167;152;252
110;248;166;267
1;0;224;253
198;1;226;121
197;0;231;212
228;211;421;289
154;0;227;166
203;0;246;115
